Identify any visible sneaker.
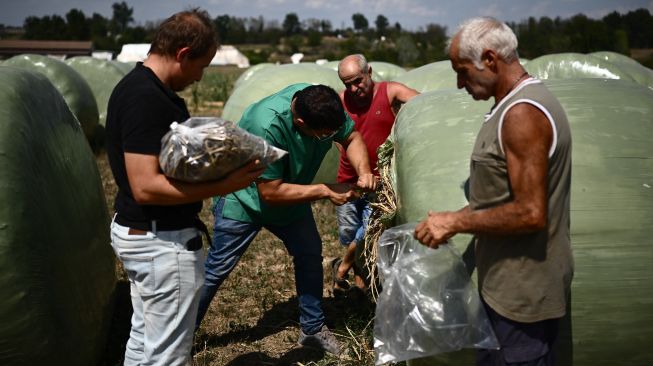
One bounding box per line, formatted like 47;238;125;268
298;324;342;355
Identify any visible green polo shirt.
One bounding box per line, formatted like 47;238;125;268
221;83;355;226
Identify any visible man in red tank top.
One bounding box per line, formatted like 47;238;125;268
332;54;418;294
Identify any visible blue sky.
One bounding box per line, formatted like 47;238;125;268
1;0;652;33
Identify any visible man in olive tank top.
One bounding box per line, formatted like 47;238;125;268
414;17;573;366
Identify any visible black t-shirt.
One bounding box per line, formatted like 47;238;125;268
105;63;201;229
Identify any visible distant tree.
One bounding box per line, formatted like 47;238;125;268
283;13;301;35
320;20;332;34
396;34;419;66
111;1;133;34
65;9;89;40
375;14;389;36
352;13;369;32
23;15;67;40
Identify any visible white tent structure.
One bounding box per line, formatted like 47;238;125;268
211;45;249;68
116;43;249;68
116;43;150;62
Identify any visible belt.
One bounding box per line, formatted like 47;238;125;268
116;214;210;251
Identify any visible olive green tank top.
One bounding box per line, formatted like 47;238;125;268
470;78;574;322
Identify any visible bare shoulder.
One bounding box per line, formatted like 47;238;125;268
386;81;419;103
502;103;552;152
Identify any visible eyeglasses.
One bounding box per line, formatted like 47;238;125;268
311;125;343;142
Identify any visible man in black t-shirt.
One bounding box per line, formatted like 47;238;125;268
105;9;263;366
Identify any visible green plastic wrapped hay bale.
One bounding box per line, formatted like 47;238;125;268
0;66;116;366
320;60;340;72
391;60;458;92
111;60;135;74
232;62;273;90
387;78;653;366
369;61;406;80
65;56;128;126
525;52;637;82
3;54;100;142
222;63;343;123
589;51;653;89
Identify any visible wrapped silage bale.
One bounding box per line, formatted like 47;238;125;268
0;67;116;366
369;61;406;81
589;51;653;90
232;62;273;90
525;52;638;82
391;60;458;92
385;78;653;366
65;56;128;126
3;54;100;142
222;64;345;183
111;60;135;74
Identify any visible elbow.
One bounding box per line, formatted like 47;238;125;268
524;206;547;231
131;187;156;205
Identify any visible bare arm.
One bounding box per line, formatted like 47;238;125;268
257;178;358;206
340;130;377;191
125;153;265;205
387;82;419;104
414;103;552;247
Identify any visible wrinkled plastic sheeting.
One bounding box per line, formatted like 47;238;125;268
391;60;458;92
159;117;287;182
2;54;99;141
589;51;653;90
370;61;406;80
525;52;645;84
391;78;653;366
0;67;116;366
222;63;343;123
232;62;273;90
111;60;135;74
66;56;128;126
374;224;498;365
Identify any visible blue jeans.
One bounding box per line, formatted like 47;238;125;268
335;197;371;246
110;219;205;366
197;198;325;335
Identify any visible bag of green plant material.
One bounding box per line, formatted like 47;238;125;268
159;117;287;182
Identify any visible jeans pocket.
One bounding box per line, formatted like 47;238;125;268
121;255;155;295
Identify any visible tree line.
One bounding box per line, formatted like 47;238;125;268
2;2;652;67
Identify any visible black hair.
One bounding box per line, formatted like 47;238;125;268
149;8;217;59
293;85;346;131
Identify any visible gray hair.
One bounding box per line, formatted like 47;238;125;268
338;54;370;75
447;17;518;70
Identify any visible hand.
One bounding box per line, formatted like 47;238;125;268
223;160;266;192
325;183;360;205
414;210;455;249
356;173;377;192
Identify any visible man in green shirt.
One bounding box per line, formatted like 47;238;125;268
196;83;376;355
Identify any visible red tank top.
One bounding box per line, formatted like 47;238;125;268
338;82;394;183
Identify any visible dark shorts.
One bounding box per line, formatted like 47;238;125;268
477;299;559;366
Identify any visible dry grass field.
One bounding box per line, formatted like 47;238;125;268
98;66;385;366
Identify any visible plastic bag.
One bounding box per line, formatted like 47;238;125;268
159;117;287;182
374;224;499;365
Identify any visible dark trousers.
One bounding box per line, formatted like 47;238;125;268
477;299;559;366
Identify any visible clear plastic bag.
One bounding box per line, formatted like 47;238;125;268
374;224;499;365
159;117;287;182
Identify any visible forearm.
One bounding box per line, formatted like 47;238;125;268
344;138;372;176
447;201;546;236
130;174;246;205
259;182;328;205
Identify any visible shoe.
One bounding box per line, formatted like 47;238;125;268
330;257;350;298
298;324;342;355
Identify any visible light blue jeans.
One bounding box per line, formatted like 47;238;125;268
110;219;205;366
335;197;372;247
196;198;325;335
